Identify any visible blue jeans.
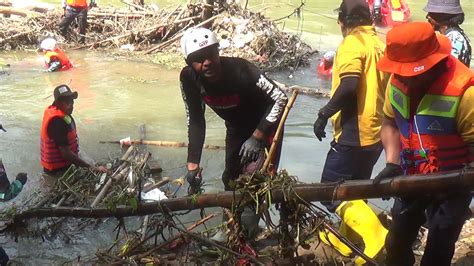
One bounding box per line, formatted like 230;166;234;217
320;140;382;212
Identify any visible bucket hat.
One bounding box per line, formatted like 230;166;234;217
377;22;451;77
423;0;463;15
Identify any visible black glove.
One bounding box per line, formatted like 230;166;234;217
373;163;403;185
16;173;27;185
186;168;202;194
239;136;264;165
313;115;328;141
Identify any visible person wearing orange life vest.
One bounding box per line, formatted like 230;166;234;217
373;22;474;266
59;0;96;43
40;38;72;72
40;85;106;176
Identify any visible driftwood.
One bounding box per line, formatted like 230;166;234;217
99;140;225;150
13;168;474;221
275;80;330;98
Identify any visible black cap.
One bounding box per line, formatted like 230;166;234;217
53;84;78;102
337;0;372;22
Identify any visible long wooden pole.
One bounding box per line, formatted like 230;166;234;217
261;89;298;172
14;169;474;221
100;140;225;150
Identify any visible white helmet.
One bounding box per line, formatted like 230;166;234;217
323;51;336;62
40;38;57;51
180;27;219;59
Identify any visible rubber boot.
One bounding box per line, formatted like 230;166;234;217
319;221;353;256
336;200;388;265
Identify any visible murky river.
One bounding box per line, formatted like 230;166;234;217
0;0;473;263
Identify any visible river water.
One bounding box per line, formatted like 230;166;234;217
0;0;473;263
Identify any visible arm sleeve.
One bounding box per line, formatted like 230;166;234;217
247;64;288;133
47;117;69;147
319;76;359;118
446;31;464;61
457;86;474;144
383;82;395;118
180;69;206;164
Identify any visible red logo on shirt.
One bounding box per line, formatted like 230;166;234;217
203;95;240;109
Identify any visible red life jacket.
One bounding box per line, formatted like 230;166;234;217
389;57;474;174
40;105;79;171
44;49;72;71
66;0;88;8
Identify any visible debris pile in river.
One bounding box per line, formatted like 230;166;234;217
0;1;313;71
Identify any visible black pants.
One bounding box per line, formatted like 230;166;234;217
320;140;382;212
59;7;88;43
222;125;282;191
385;193;471;266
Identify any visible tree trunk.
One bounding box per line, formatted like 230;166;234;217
13;168;474;221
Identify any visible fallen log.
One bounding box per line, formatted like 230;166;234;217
99;140;225;150
274;80;330;98
13;168;474;221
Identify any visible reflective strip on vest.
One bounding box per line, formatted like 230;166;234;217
389;84;409;119
416;94;460;118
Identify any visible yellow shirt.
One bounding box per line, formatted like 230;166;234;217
384;86;474;144
331;26;387;147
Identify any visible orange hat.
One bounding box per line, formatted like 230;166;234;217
377;22;452;77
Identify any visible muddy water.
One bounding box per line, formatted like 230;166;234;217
1;0;473;262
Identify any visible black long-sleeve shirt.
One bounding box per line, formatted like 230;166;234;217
180;57;288;164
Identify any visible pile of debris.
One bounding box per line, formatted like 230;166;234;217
0;1;314;71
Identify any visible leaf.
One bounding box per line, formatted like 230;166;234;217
129;197;138;211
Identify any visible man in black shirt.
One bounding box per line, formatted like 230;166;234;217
180;27;287;190
180;27;288;238
40;85;106;177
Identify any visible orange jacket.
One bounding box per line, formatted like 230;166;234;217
389;57;474;174
44;48;72;71
40;105;79;171
66;0;88;8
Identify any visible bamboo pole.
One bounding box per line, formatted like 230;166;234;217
99;140;225;150
14;169;474;221
261;89;298;172
90;145;134;208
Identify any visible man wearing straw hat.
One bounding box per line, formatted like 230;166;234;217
374;22;474;265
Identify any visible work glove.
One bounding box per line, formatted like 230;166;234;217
313;114;328;141
239;136;264;165
15;173;27;185
186;168;202;195
373;163;403;185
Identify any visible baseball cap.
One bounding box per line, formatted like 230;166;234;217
53;84;78;102
336;0;372;22
377;22;452;77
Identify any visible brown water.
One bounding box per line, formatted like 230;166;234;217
0;0;473;262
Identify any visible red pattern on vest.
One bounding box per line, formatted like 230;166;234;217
44;49;73;71
66;0;88;8
40;105;79;171
391;57;474;174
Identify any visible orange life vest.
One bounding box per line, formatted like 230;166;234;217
44;48;73;71
40;105;79;171
389;57;474;174
66;0;88;8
